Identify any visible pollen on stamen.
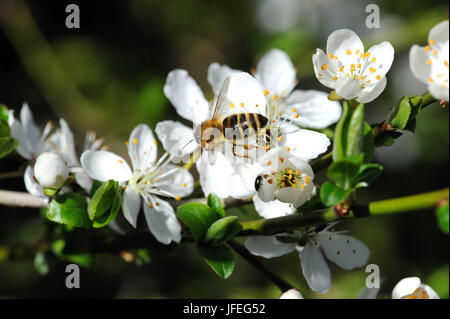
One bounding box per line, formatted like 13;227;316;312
267;179;273;184
294;114;299;119
182;183;188;187
355;49;360;55
433;50;438;56
426;59;432;65
265;144;270;150
429;39;436;45
346;49;351;55
278;136;283;142
264;89;269;96
267;161;272;166
291;108;297;112
371;57;376;63
133;138;138;145
328;53;334;59
153;140;158;145
444;60;449;67
333;76;338;81
121;185;127;190
240;102;245;108
273;94;279;100
425;45;431;52
118;159;123;163
155;202;160;207
125;141;129;145
230;103;235;108
321;64;328;70
339;66;344;72
428;77;434;83
148;203;153;208
263;174;269;179
285;147;291;151
175;195;181;201
255;104;259;108
376;75;381;80
369;67;376;73
305;176;310;184
279;157;284;163
357;63;361;68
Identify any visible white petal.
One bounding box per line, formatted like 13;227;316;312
276;182;314;208
253;194;295;219
420;284;440;299
127;124;157;171
280;288;304;299
254;49;297;97
8;111;32;160
207;63;241;95
283;128;330;161
335;77;361;100
428;82;449;101
219;72;267;118
409;45;432;82
255;173;278;202
122;186;141;227
299;242;331;294
24;165;47;201
244;235;296;258
143;198;181;244
316;232;370;270
20;103;41;154
155;120;197;162
365;41;395;77
326;29;364;66
356;76;387;104
312;49;338;88
391;277;421;299
74;172;93;194
80;150;132;182
428;20;449;44
196;151;235;198
156;164;194;198
285;90;342;129
57;119;78;166
228;163;261;199
164;69;210;124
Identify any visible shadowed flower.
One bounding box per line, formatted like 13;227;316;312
392;277;440;299
409;20;449;102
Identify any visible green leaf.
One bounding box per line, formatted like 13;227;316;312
44;187;59;197
436;202;449;234
363;122;375;163
354;164;383;188
276;234;300;244
198;244;235;279
0;137;18;159
296;194;323;214
204;216;243;245
89;180;104;197
47;193;91;228
92;193;120;228
88;180;120;220
333;102;365;161
0;104;9;123
176;203;220;242
320;181;352;207
327;159;361;190
207;193;225;218
60;253;94;268
0;120;10;137
387;96;412;130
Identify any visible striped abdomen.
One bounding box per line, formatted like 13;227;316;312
222;113;268;140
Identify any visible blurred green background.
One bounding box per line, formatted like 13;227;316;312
0;0;448;298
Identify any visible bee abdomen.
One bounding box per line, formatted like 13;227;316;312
223;113;268;140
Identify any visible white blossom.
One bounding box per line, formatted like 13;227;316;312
391;277;440;299
33;152;69;189
81;124;194;245
313;29;394;103
409;20;449;102
245;223;370;293
280;288;304;299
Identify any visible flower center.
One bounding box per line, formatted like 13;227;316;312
275;167;310;189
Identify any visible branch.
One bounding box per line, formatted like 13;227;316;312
239;188;449;236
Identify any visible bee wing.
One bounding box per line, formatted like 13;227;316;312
211;76;231;119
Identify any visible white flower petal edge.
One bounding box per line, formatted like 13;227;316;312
164;69;211;124
409;20;449;102
282;127;330;161
313;29;394;103
24;165;48;203
143;198;182;244
196;151;235;198
284;90;342;129
81;150;132;183
298;242;331;294
254;48;297;98
207;63;242;95
127;124;158;171
280;288;304;299
122;186;141;228
244;235;296;258
253;194;295;219
155;120;198;162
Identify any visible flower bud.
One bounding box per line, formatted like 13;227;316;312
34;152;69;189
280;288;304;299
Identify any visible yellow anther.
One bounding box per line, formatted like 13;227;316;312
376;75;381;80
265;144;270;150
360;75;365;80
125;141;129;145
350;64;356;71
291;108;297;112
230;103;235;108
278;136;283;142
182;183;188;187
426;59;432;65
175;195;181;201
339;66;344;72
285;147;291;151
264;89;269;96
369;67;376;73
301;184;306;189
321;64;328;70
118;159;123;163
288;169;293;175
267;161;272;166
357;63;361;68
346;49;351;55
429;39;436;45
328;53;334;59
240;102;245;107
121;185;127;190
355;49;360;55
267;179;273;184
155;202;160;207
305;176;310;184
279;157;284;163
153;140;158;145
425;46;430;52
273;94;279;100
433;50;438;56
294;113;299;119
371;57;376;63
148;203;153;208
445;60;449;67
133;138;138;145
428;77;434;83
333;76;338;81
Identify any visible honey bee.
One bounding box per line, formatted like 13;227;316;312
193;77;269;165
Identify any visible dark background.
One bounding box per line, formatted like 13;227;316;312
0;0;448;298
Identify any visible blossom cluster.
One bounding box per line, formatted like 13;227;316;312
5;21;447;296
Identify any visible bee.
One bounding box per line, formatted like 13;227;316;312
193;77;269;165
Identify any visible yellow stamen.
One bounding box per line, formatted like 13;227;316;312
133;138;138;145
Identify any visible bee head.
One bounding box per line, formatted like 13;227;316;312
199;123;222;150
